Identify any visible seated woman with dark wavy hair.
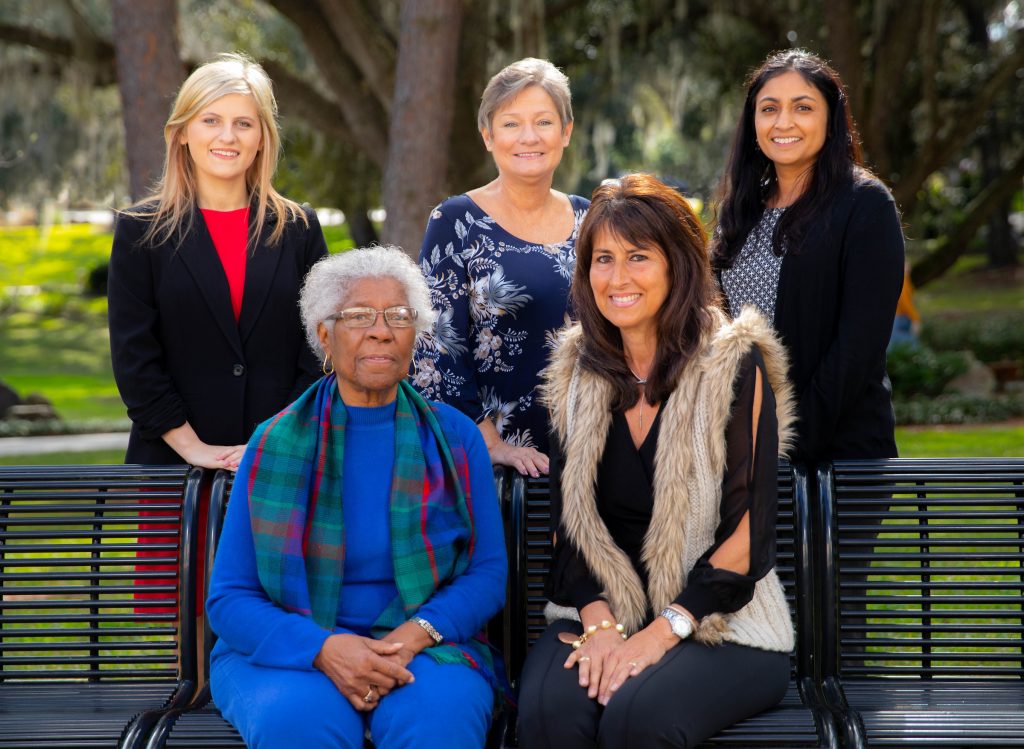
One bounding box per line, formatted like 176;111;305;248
518;174;796;748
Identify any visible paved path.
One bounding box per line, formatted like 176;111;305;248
0;432;129;456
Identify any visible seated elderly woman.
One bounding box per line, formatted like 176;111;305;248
206;246;507;749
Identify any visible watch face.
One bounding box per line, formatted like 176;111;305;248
662;608;693;638
673;616;693;638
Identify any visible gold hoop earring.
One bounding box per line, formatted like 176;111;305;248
322;353;334;376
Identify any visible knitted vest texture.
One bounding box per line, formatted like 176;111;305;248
541;307;796;653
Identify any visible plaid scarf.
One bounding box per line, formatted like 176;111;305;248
247;375;501;686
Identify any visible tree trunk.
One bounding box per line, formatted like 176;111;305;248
448;1;494;195
381;0;463;257
110;0;185;202
979;123;1017;269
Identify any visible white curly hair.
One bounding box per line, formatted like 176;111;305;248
299;245;437;356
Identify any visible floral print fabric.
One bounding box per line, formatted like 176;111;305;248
412;193;589;453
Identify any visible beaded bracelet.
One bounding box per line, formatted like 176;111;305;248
571;619;627;649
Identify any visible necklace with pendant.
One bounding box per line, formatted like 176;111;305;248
628;366;648;434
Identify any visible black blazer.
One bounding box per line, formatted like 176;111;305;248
771;173;905;463
108;204;328;464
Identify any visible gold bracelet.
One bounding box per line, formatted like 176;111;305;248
571;619;627;649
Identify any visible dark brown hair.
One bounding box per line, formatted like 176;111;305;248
572;173;719;410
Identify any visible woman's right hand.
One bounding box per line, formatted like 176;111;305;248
477;417;549;476
488;440;549;477
161;422;246;471
313;634;415;711
563;626;627;701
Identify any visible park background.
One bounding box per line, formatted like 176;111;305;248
0;0;1021;463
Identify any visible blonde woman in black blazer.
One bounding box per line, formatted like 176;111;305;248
108;53;327;468
713;49;904;464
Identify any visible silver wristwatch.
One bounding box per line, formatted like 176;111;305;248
411;615;443;645
659;607;694;640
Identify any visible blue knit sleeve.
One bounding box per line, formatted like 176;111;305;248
413;403;507;642
206;447;347;670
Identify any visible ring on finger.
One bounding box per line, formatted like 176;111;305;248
363;684;379;704
628;661;639;667
578;655;591;662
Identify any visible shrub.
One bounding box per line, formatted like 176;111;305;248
887;344;969;399
894;394;1024;425
922;311;1024;363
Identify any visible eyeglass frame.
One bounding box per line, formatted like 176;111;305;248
325;306;420;329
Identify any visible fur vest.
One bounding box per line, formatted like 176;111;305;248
540;307;796;653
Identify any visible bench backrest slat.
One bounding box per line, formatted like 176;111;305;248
0;465;200;683
826;458;1024;680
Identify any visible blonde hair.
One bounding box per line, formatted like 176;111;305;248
129;52;306;247
477;57;573;134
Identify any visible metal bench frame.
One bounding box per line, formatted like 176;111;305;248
146;469;509;749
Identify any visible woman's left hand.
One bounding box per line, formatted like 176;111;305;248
595;622;678;706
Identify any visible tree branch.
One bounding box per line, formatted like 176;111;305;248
316;0;396;114
0;21;117;84
894;29;1024;211
0;21;357;158
911;149;1024;286
268;0;389;169
259;59;355;146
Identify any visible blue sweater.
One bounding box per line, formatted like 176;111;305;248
207;399;507;671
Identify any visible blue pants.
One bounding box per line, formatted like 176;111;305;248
212;649;493;749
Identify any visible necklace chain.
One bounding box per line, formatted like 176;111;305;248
628;366;648;434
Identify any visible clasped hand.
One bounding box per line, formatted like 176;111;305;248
563;625;675;705
313;633;415;712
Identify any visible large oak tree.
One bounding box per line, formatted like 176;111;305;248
1;0;1019;278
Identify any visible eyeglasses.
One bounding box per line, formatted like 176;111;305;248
327;306;419;328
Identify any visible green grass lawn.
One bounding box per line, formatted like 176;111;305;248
915;254;1024;314
896;422;1024;457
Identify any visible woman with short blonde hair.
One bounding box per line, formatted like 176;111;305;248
412;57;588;479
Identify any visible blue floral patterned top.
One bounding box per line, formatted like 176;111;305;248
411;193;590;454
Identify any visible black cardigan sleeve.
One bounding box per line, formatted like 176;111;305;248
107;214;188;440
286;206;329;402
797;180;904;459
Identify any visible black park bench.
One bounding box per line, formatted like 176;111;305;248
0;464;202;749
2;458;1022;748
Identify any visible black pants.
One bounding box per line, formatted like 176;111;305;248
518;619;789;749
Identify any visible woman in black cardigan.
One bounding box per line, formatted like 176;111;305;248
713;49;904;464
108;53;327;468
